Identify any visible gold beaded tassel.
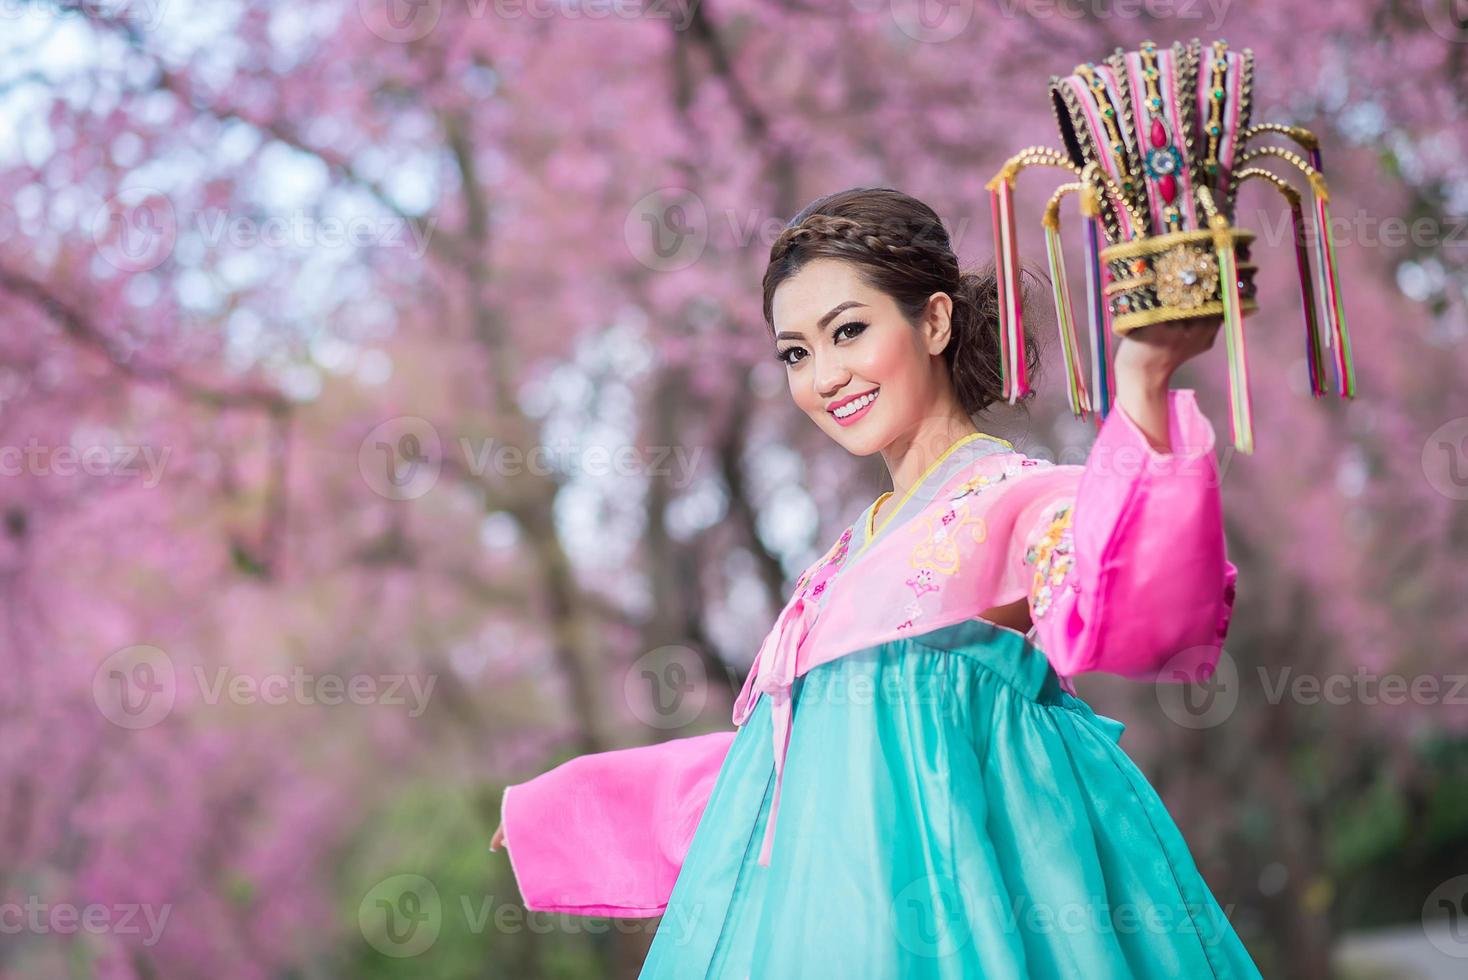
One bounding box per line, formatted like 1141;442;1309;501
1042;185;1093;419
1198;185;1254;453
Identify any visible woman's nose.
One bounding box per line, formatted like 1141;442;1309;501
813;352;848;399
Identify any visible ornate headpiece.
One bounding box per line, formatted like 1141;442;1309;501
985;38;1357;453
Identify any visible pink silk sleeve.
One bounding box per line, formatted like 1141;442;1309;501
1013;388;1238;683
499;730;736;917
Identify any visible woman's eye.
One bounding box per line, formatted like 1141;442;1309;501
775;322;864;366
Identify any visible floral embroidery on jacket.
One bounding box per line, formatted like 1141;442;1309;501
1024;500;1076;619
949;456;1049;502
908;499;987;577
949;471;1004;501
904;567;939;599
795;525;854;600
895;598;925;633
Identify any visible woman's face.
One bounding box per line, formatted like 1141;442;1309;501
771;257;953;456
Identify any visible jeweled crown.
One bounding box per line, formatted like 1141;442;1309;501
985;37;1358;453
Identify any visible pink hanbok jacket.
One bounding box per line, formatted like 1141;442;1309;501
499;389;1237;917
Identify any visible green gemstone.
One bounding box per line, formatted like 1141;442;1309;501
1209;125;1221;135
1213;88;1225;99
1102;106;1114;117
1206;162;1219;172
1150;98;1162;109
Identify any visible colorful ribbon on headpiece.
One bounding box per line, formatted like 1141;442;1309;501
1042;185;1093;420
1079;183;1115;422
988;175;1031;404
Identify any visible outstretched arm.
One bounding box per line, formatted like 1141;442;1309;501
494;730;736;917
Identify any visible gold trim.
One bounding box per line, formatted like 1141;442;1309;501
1235;145;1330;202
985;146;1082;190
1078;161;1149;238
1111;297;1259;333
1239;122;1319;153
860;431;1013;550
866;491;893;539
1105;274;1155;296
1100;226;1253;261
1235;167;1301;207
1042;182;1085;230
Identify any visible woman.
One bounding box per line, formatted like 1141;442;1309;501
491;187;1262;978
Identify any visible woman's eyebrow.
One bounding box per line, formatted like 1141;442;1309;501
774;300;869;341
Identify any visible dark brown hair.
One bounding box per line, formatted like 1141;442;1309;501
761;186;1041;418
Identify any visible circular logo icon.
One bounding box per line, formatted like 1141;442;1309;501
1155;647;1240;730
93;188;177;273
625;645;709;729
358;416;442;501
93;644;177;729
1422;874;1468;958
887;0;976;44
357;0;442;43
891;872;976;958
358;873;442;958
1422;417;1468;501
1421;0;1468;43
624;188;708;272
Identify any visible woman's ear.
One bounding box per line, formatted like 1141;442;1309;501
921;291;955;355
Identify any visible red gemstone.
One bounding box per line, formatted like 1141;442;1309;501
1159;174;1177;203
1150;118;1167;148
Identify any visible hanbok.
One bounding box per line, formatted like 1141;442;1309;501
499;389;1262;978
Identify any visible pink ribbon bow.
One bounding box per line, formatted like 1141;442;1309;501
732;592;820;867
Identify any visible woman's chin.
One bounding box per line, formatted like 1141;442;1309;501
821;416;889;456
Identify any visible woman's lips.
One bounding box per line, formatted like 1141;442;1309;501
829;388;879;427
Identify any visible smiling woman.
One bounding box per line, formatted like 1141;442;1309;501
495;187;1260;979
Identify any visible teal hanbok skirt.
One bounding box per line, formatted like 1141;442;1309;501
639;619;1262;979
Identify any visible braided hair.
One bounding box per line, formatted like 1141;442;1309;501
761;187;1041;418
